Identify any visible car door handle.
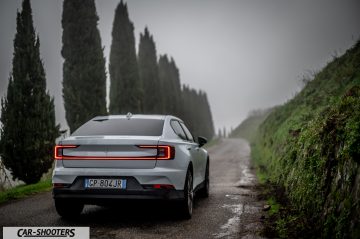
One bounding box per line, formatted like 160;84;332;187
187;147;192;150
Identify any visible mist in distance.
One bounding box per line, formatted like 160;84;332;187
0;0;359;132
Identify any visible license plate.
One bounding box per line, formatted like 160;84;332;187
84;178;126;189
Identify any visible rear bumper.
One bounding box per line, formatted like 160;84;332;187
52;175;184;202
52;166;187;190
53;188;184;202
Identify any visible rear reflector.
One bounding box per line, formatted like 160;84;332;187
53;183;70;188
54;145;175;160
152;184;175;189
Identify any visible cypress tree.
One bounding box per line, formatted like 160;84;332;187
169;58;182;116
62;0;107;133
158;54;215;139
206;93;215;138
138;28;162;113
180;86;214;140
158;55;182;116
199;91;215;139
0;0;60;184
181;86;191;134
109;1;141;114
191;88;202;137
158;55;171;114
180;85;197;136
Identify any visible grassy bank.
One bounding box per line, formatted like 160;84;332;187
251;41;360;238
229;109;272;142
0;179;52;205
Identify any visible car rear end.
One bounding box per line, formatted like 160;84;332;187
52;115;190;211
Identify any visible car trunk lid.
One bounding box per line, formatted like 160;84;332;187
59;136;160;169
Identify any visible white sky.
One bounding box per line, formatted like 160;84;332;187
1;0;359;133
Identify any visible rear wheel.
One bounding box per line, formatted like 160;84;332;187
180;169;193;219
198;160;209;198
55;199;84;218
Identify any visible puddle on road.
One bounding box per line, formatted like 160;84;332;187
214;204;243;238
215;164;261;239
217;215;240;238
226;193;256;198
225;194;240;200
235;166;257;187
214;203;259;239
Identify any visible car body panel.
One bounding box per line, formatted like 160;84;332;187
52;115;209;202
60;136;161;169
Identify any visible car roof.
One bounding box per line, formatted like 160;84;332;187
91;114;181;121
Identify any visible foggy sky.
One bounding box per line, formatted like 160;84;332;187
0;0;359;132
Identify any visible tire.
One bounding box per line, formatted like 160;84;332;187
198;160;210;198
54;199;84;218
180;169;194;219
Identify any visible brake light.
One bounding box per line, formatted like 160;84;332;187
138;145;175;160
54;145;78;160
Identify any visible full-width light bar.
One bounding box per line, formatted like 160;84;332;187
54;145;175;160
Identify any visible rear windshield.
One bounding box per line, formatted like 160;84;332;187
72;118;164;136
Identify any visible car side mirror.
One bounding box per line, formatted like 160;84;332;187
197;136;208;147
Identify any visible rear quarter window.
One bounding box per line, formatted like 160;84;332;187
180;122;194;142
170;120;187;140
72;118;164;136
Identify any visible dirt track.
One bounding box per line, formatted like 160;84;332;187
0;138;266;239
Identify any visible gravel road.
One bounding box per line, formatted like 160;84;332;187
0;138;266;239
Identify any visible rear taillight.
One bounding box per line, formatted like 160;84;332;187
54;145;78;160
138;145;175;160
54;144;174;160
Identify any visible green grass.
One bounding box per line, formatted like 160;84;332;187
267;197;281;216
232;41;360;238
229;109;272;141
251;41;360;238
255;169;268;184
0;179;52;204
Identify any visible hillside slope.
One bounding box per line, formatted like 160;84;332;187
229;109;272;142
252;41;360;238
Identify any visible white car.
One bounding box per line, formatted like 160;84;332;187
52;114;209;219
